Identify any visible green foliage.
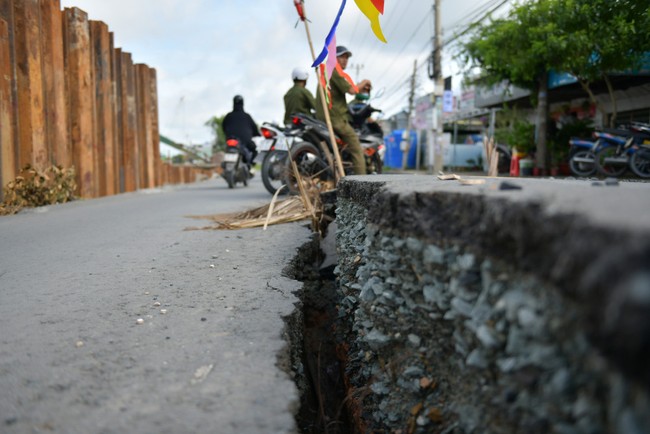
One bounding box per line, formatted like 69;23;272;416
459;0;650;119
1;165;77;215
459;1;560;92
495;119;536;155
205;115;227;153
171;154;185;164
550;0;650;81
548;118;594;164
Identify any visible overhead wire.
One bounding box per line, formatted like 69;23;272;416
356;0;418;66
333;0;514;116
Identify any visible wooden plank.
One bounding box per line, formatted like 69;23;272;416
112;45;124;193
0;1;18;198
63;7;95;198
0;17;16;198
107;32;118;194
14;0;47;172
149;67;160;186
90;20;114;196
134;63;148;189
136;63;156;189
39;0;69;169
120;51;138;192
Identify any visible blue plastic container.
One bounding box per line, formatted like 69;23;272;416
384;130;417;169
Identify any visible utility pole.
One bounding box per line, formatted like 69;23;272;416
351;63;364;82
402;60;417;170
431;0;444;174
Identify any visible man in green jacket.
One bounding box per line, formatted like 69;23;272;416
284;67;317;126
315;45;372;175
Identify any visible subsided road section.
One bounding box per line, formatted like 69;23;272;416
0;178;311;434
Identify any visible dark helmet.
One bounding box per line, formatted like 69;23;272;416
233;95;244;105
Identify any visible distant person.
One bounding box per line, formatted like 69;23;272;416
222;95;260;165
315;45;372;175
283;67;317;126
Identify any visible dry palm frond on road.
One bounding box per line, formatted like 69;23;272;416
185;195;313;230
186;171;331;232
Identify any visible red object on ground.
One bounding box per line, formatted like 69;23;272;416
509;152;520;177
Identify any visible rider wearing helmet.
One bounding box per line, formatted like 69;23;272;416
283;67;317;126
222;95;260;165
315;45;372;175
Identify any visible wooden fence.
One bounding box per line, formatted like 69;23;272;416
0;0;205;201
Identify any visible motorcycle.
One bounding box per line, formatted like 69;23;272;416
348;96;386;174
285;94;386;192
255;122;298;195
627;122;650;179
568;137;598;177
220;137;253;188
287;112;385;192
593;123;650;177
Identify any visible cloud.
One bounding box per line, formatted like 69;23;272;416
61;0;507;145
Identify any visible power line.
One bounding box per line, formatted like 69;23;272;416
368;0;513;117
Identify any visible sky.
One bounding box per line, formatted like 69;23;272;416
59;0;513;153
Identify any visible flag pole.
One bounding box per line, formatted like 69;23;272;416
297;1;346;180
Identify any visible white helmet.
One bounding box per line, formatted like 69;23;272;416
291;67;309;81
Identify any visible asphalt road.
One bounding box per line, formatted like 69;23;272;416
0;175;311;434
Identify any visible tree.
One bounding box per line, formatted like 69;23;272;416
459;0;650;169
550;0;650;126
205;115;226;154
460;0;562;171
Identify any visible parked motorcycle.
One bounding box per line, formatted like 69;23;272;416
631;144;650;178
593;123;650;177
287;111;385;193
348;96;386;174
220;137;252;189
628;122;650;179
568;137;598;177
255;122;298;195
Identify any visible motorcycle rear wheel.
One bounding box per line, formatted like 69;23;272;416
368;153;383;174
569;150;596;177
226;171;235;189
594;146;627;177
630;147;650;179
287;141;331;194
261;151;289;195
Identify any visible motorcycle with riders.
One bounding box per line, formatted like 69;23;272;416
220;136;254;189
283;92;385;193
220;95;259;189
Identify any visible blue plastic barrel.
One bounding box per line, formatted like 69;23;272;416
384;130;417;169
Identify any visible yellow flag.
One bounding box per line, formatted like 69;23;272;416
354;0;387;43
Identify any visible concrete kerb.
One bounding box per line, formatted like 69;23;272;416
332;174;650;433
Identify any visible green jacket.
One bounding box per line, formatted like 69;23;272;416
283;84;316;125
315;68;352;123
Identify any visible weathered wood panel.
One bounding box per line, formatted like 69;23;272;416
0;17;16;197
63;7;95;198
14;0;47;171
112;45;124;193
135;63;156;189
1;2;178;201
149;67;160;187
39;0;68;168
0;1;18;199
90;20;114;196
108;32;118;194
134;63;147;189
120;51;138;192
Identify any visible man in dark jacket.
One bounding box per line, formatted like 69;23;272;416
222;95;260;164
